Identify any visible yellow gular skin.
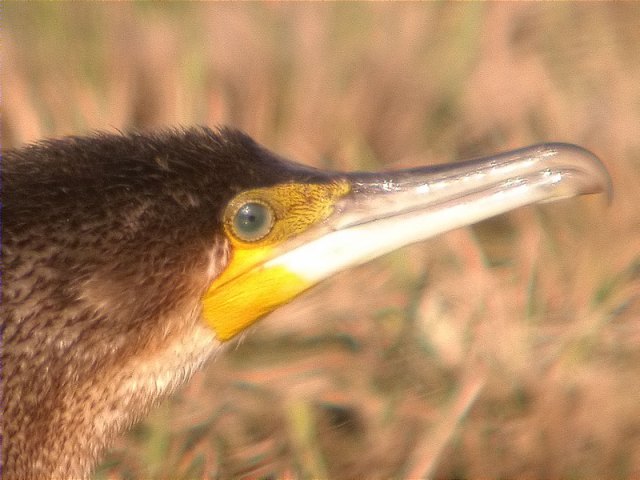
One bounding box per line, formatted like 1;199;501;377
202;181;350;341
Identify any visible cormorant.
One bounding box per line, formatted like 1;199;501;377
1;127;610;478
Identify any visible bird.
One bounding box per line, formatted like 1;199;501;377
1;127;610;479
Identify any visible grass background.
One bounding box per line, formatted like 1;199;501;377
4;3;640;478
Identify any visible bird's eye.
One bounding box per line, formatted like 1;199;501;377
231;201;275;242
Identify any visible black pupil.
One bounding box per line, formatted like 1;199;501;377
234;202;269;239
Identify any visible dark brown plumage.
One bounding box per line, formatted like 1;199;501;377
1;127;332;478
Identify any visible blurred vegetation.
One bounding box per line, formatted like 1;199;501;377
4;3;640;479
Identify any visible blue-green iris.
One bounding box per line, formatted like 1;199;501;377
232;202;274;242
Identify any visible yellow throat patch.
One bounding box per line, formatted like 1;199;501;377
202;181;350;341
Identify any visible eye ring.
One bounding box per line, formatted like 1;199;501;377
230;200;275;242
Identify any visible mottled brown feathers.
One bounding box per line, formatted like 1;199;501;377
1;127;331;478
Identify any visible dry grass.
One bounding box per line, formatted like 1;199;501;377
4;3;640;479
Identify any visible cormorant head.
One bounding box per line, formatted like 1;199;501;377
6;127;610;346
2;126;610;478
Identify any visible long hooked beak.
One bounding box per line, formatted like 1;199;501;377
269;143;611;283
